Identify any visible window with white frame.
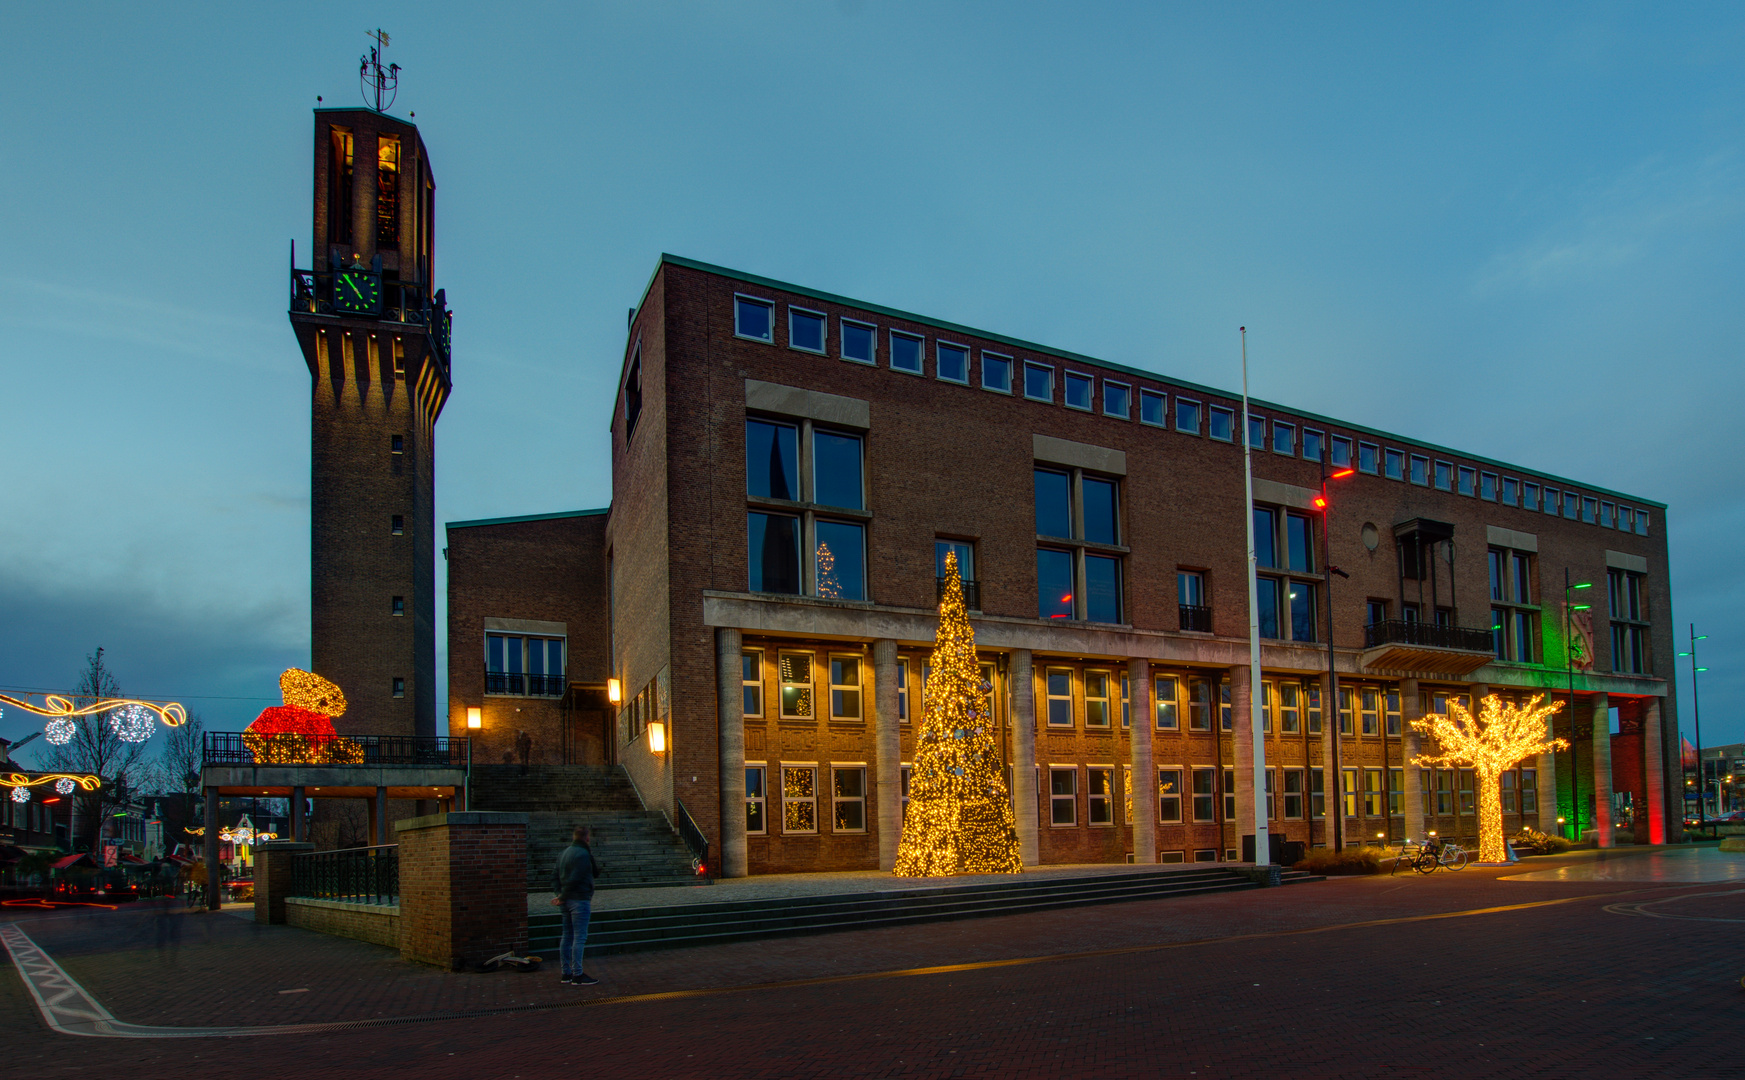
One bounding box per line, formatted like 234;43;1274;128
1103;380;1130;419
1064;371;1093;410
1307;683;1322;734
1088;767;1114;825
1435;461;1454;491
1600;501;1615;528
742;649;763;717
1175;397;1201;435
1386;688;1402;736
1458;466;1476;496
1358;441;1379;475
789;306;826;354
830;655;862;720
1283;769;1304;819
937;341;969;384
1045;668;1073;728
1023;360;1054;402
1188;676;1213;731
1050;768;1078;826
1140;388;1166;426
1158;768;1183;822
1410;454;1429;486
782;765;817;833
1331;435;1353;469
1208;405;1235;442
1191;767;1216;822
1360;687;1380;736
1084;670;1112;729
1223;768;1236;821
981;351;1013;393
1247;413;1266;450
832;766;866;831
1385;447;1405;480
1272;421;1295;456
1502;477;1520;506
1302;428;1324;463
1520;768;1537;813
745;765;766;834
1522;481;1540;511
1310;767;1325;818
1266;769;1277;820
896;658;910;723
1363;768;1383;817
1154;675;1179;730
779;652;813;718
840;318;876;365
900;764;912;817
1543;486;1561;516
1221;681;1233;732
890;329;924;374
1342;767;1359;817
734;294;774;342
1458;769;1476;814
1480;472;1498;501
1279;681;1300;733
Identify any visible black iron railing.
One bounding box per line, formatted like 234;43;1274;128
937;577;980;611
674;797;710;879
203;732;469;768
290;845;398;905
289;262;452;368
485;671;565;697
1363;619;1494;653
1178;604;1213;632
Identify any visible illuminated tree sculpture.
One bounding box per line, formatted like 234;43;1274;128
893;552;1023;877
1412;693;1568;864
243;669;363;764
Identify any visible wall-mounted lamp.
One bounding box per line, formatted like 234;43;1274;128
648;721;667;754
466;707;482;730
608;678;622;704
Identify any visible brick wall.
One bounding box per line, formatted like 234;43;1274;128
395;811;528;971
253;841;312;925
285;897;401;949
446;512;611;766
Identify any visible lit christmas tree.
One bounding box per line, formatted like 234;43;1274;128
893;552;1022;876
816;541;842;600
1411;693;1568;864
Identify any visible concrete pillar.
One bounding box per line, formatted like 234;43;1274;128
203;786;221;910
1642;696;1666;845
1399;679;1424;843
1229;665;1256;860
291;786;306;843
1128;658;1156;863
714;627;747;878
374;787;388;848
1591;694;1613;846
872;639;902;871
1010;649;1039;866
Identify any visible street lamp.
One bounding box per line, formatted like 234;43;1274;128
1318;462;1356;851
1563;571;1592;842
1677;627;1708;831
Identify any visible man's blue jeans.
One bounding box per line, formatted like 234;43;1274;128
560;898;591;975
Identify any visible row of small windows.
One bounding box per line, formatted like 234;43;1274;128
742;761;1539;836
732;293;1653;538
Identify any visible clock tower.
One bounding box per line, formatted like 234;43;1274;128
288;105;450;739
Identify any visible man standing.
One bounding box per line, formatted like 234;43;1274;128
551;824;602;985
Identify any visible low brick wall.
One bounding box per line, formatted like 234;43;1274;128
396;811;528;971
285;897;402;949
255;841;313;925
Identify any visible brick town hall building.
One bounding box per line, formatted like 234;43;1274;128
292;106;1684;880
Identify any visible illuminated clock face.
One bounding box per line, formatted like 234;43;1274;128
335;270;381;314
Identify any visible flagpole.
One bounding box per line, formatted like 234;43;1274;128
1240;327;1269;867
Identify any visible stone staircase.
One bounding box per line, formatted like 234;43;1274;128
527;865;1322;957
467;764;701;891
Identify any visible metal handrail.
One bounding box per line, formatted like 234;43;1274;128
203;732;469;768
1178;604;1213;632
1363;619;1494;653
673;797;711;879
485;671;565;697
289;845;398;905
289;263;452;367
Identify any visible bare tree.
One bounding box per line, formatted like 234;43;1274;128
155;711;205;796
40;648;155;853
308;799;370;851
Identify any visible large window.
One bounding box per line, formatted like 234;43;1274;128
936;539;976;608
1034;467;1124;623
1191;768;1216;822
789;307;827;354
829;655;862;720
1024;361;1054;401
746;418;867;600
890;330;924;374
832;767;866;831
1088;768;1114;825
1084;671;1112;729
1208;405;1235;442
745;765;766;834
1158;768;1183;823
1609;569;1649;674
734;294;774;342
779;652;813;718
840;318;876;364
1050;768;1078;826
1252;506;1317;642
937;342;969;383
1489;546;1537;662
1154;675;1179;730
1175;397;1201;435
486;634;564;696
982;351;1013;393
782;766;817;833
1045;668;1074;728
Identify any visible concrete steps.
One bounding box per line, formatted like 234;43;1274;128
527;866;1323;957
469;764;700;890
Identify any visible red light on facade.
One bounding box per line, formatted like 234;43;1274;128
1313;496;1327;509
1331;468;1356;479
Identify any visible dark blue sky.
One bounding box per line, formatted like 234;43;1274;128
2;4;1741;754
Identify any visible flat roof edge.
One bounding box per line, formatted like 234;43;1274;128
446;508;608;531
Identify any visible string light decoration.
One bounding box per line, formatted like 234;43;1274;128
816;541;842;600
242;669;363;764
1;772;100;795
109;704;156;743
893;552;1023;877
1411;693;1568;864
0;692;186;731
9;787;27;804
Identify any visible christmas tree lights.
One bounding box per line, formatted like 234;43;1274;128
893;552;1023;877
1411;693;1568;864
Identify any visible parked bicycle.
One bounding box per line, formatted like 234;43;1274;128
1391;835;1469;875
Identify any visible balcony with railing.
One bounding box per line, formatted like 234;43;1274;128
937;577;980;611
1178;604;1213;633
203;732;469;769
484;671;566;697
289;258;452;369
1360;619;1496;675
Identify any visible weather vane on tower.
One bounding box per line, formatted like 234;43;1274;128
360;28;399;113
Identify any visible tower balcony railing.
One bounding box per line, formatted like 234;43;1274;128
289;263;452;368
484;671;566;697
1178;604;1213;633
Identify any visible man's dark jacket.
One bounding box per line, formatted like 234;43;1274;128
553;842;602;901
